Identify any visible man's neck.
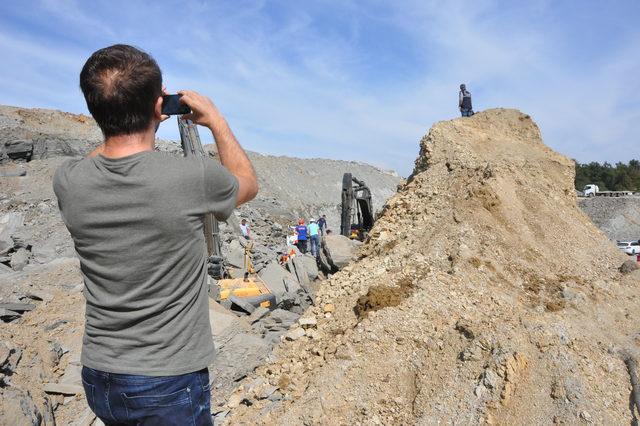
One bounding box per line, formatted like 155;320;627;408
100;129;156;159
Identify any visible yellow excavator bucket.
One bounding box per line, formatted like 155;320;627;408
217;276;273;308
216;241;275;309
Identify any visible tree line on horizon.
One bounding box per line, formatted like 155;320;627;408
574;159;640;191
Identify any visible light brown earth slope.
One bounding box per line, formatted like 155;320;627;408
228;109;639;424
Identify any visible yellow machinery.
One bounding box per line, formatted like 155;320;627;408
216;242;275;310
179;117;275;311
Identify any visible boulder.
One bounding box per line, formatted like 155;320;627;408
258;262;300;299
226;239;244;268
32;240;58;264
323;234;358;269
301;254;319;281
9;247;29;271
208;299;251;345
317;245;332;273
229;295;256;314
269;308;299;328
0;263;13;276
285;328;305;341
619;259;639;274
0;212;23;255
0;389;42;425
210;332;269;385
4;139;33;161
291;256;310;286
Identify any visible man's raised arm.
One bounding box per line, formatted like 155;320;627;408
178;90;258;206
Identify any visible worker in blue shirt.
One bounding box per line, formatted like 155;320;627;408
295;219;308;253
308;219;320;257
317;215;327;235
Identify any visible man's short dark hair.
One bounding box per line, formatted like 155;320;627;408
80;44;162;138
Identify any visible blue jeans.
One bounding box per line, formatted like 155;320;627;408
461;108;474;117
310;235;320;257
81;366;212;426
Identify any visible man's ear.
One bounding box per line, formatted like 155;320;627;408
154;96;163;120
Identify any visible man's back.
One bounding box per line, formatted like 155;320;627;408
308;222;320;236
54;151;238;375
295;224;308;239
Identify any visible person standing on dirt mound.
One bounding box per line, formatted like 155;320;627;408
53;44;258;425
459;84;474;117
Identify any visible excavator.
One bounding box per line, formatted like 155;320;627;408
340;173;375;241
179;118;275;311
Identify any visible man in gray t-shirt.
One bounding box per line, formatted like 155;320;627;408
53;44;257;425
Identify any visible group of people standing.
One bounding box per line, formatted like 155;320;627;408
292;215;327;257
239;214;329;260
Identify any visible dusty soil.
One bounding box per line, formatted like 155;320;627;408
227;109;639;424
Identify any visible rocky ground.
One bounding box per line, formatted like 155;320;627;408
228;109;640;424
0;105;399;424
1;106;638;425
579;196;640;241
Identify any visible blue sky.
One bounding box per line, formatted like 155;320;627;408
1;0;638;176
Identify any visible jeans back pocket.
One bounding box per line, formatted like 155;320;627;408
121;387;194;424
121;387;192;409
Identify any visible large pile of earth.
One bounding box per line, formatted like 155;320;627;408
228;109;639;424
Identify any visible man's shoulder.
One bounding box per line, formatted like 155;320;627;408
53;156;85;185
146;151;219;173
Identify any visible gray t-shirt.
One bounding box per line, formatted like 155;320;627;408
53;150;238;376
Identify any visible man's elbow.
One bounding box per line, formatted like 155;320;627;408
236;177;258;205
247;179;259;201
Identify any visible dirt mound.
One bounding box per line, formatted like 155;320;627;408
228;109;638;424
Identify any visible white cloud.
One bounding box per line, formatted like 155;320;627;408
0;0;637;176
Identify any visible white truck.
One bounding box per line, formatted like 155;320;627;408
582;184;634;197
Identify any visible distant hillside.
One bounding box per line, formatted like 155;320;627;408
0;104;402;225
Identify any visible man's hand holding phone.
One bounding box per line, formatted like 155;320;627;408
176;90;225;131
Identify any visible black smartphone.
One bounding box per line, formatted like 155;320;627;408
161;94;191;115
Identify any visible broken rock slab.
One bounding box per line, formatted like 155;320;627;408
323;234;359;269
0;302;35;312
0;389;42;425
284;327;306;341
0;308;21;321
24;289;54;303
0;170;27;177
4;139;34;161
291;256;310;287
226;239;245;268
0;212;23;255
247;306;270;324
9;247;29;271
258;262;300;299
208;299;251;345
32;240;58;264
229;295;256;315
210;332;269;385
43;382;84;395
269;308;299;328
301;254;319;281
0;263;13;276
